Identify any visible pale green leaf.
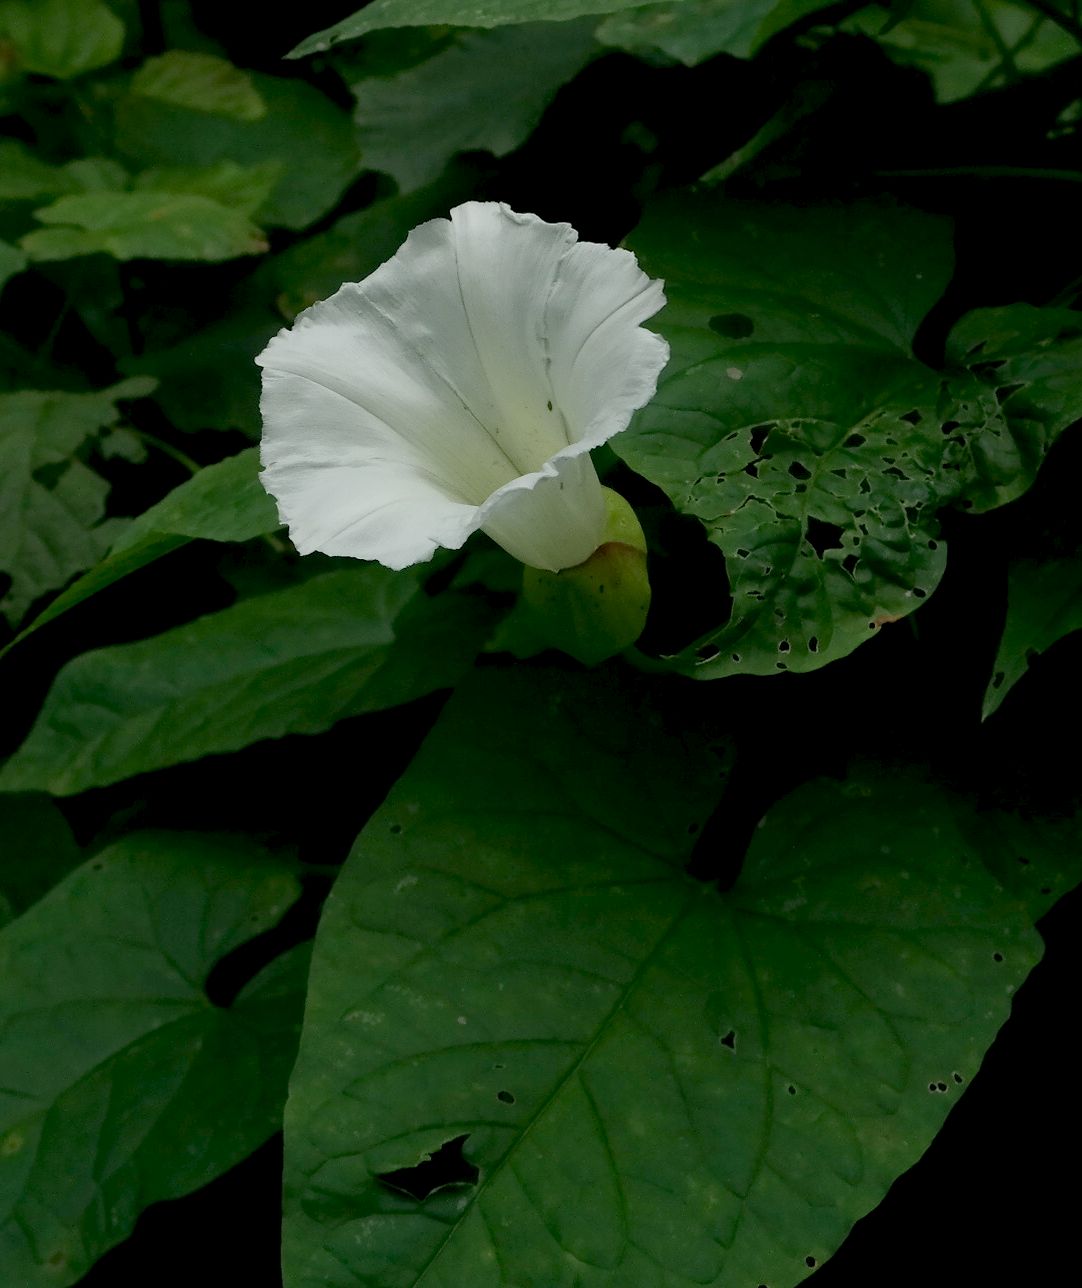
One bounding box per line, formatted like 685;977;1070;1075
295;0;666;54
130;50;267;121
0;0;123;79
614;193;955;678
131;160;283;217
0;239;26;290
0;795;81;924
0;567;493;795
114;73;361;231
353;22;598;192
0;832;305;1286
23;191;268;263
3;448;279;654
846;0;1077;103
0;379;156;626
983;554;1082;718
283;668;1045;1288
597;0;829;63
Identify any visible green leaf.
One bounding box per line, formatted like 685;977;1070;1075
0;832;305;1286
845;0;1077;103
353;22;598;192
3;448;279;655
282;667;1046;1288
131;160;284;217
0;140;78;202
944;303;1082;510
130;50;267;121
0;567;493;795
295;0;668;54
22;190;268;263
0;0;124;79
0;378;156;626
0;795;81;924
0;239;26;291
614;193;956;678
597;0;830;64
983;553;1082;718
114;73;361;231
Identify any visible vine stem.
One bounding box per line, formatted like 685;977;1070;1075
1025;0;1082;44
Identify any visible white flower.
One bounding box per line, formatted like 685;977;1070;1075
256;201;668;572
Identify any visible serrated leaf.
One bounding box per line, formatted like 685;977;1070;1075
0;832;305;1285
130;50;267;121
597;0;829;64
0;0;124;79
0;378;156;626
3;448;279;655
114;73;361;231
294;0;665;55
282;667;1048;1288
353;22;597;192
22;191;268;263
983;553;1082;718
845;0;1077;103
614;193;957;677
0;567;493;795
0;795;81;924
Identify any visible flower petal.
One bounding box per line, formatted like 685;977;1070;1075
257;201;669;572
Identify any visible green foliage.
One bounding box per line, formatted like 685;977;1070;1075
0;378;155;626
0;567;493;795
283;668;1051;1288
130;49;267;120
0;239;25;289
984;553;1082;717
0;832;305;1285
846;0;1078;102
113;72;361;230
0;794;81;923
0;0;124;80
23;189;269;263
353;22;598;191
597;0;829;63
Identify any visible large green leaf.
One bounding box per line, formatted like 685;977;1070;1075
114;73;361;231
22;190;268;263
845;0;1077;103
130;50;267;121
0;0;124;79
0;378;155;627
283;667;1047;1288
983;553;1082;718
0;832;306;1286
294;0;673;54
3;448;279;655
0;567;492;796
0;795;81;924
597;0;829;64
615;194;957;677
353;22;598;192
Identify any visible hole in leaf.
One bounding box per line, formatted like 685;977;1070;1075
831;468;847;478
937;1081;948;1092
859;477;871;494
845;433;866;448
749;425;771;455
941;419;960;435
709;312;754;339
806;517;844;557
901;409;923;424
805;1256;817;1268
720;1029;736;1050
376;1135;479;1201
788;460;812;480
736;548;750;559
993;951;1004;963
913;587;927;598
744;463;759;479
787;1085;797;1095
883;466;908;480
808;636;819;652
546;400;553;411
389;823;402;835
953;1072;965;1084
778;640;790;653
697;643;720;661
927;540;939;551
776;661;788;670
731;652;741;663
842;553;859;576
497;1090;515;1105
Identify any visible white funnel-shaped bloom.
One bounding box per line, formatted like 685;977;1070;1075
256;202;668;572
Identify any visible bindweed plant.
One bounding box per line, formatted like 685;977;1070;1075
0;2;1079;1286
